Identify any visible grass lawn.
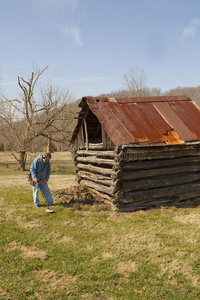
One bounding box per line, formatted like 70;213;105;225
1;152;200;299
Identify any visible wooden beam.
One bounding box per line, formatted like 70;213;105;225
77;171;114;186
83;118;88;151
121;172;200;192
76;156;116;166
78;170;121;189
88;143;104;150
120;149;200;162
119;156;200;171
115;193;200;212
85;187;115;203
118;164;200;181
77;150;117;157
80;179;113;195
119;181;200;203
76;163;114;176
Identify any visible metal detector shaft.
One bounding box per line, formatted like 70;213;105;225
40;190;54;213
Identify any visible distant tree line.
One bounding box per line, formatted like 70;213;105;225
101;66;200;107
0;65;200;170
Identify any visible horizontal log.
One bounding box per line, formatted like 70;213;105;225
177;190;200;201
88;143;104;150
84;187;113;204
115;195;200;212
77;170;117;187
77;150;117;158
118;164;200;181
119;156;200;171
121;172;200;192
120;149;200;162
76;156;116;166
80;179;113;196
76;163;114;176
78;172;112;186
77;170;110;180
115;198;174;212
120;182;200;203
120;143;200;153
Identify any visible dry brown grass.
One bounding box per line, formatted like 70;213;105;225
33;269;76;294
0;174;75;189
173;213;200;225
16;216;43;229
6;241;47;260
117;260;137;275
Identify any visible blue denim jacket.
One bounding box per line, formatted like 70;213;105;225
30;155;51;181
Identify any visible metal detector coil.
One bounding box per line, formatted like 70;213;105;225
46;208;54;213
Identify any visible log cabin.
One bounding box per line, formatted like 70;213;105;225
71;95;200;212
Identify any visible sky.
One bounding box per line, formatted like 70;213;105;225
1;0;200;101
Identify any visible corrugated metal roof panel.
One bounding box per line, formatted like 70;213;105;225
138;103;184;144
115;103;165;143
72;96;200;146
168;101;200;140
87;101;135;146
106;103;149;143
138;103;173;135
153;102;197;142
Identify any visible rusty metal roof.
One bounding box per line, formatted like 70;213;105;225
72;95;200;146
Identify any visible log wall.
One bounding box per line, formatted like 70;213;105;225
73;144;119;206
115;144;200;211
73;143;200;212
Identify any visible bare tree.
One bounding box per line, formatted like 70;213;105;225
123;67;161;97
123;67;148;97
39;82;74;151
0;66;74;170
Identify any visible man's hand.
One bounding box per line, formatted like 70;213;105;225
43;180;47;185
34;180;39;183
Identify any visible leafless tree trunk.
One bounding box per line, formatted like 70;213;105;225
123;67;147;97
47;134;51;153
0;66;74;170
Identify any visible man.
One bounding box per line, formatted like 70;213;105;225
30;153;53;208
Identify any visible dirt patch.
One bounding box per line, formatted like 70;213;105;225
46;232;74;245
159;258;199;287
17;217;43;229
173;213;200;226
117;260;137;275
102;252;116;260
33;269;76;291
7;241;47;260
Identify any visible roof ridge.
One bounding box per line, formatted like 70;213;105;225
81;95;191;104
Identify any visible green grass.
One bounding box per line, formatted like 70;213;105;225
1;152;200;299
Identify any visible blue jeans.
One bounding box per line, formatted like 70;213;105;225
33;180;53;207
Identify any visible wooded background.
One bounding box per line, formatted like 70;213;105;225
1;66;200;170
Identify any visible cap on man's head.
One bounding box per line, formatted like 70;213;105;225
42;153;51;159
